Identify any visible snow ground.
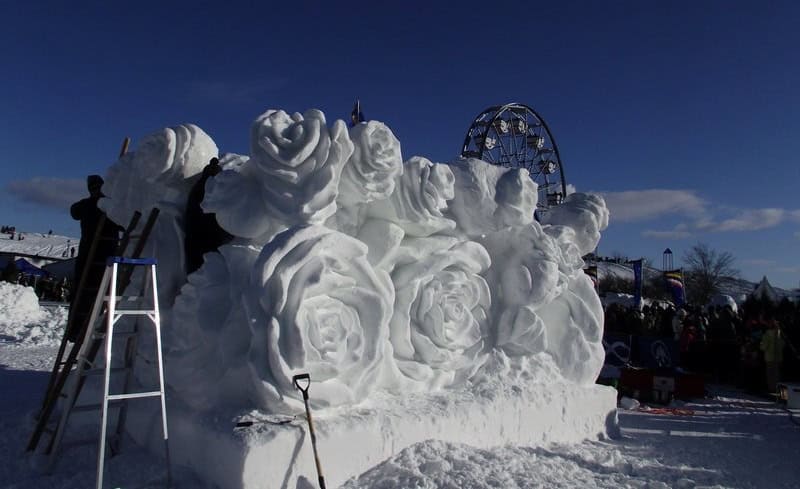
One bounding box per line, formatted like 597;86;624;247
2;336;799;488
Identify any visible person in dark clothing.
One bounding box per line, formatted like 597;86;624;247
67;175;122;341
184;158;233;275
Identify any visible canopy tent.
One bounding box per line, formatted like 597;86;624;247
751;276;779;303
14;258;49;277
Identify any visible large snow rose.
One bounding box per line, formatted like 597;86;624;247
100;123;218;227
338;121;403;206
246;225;393;410
389;236;491;388
250;109;354;224
367;157;456;237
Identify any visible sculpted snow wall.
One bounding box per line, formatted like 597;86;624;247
99;109;609;414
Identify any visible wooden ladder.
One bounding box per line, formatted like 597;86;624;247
26;207;160;454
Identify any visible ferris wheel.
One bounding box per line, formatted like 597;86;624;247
460;103;567;210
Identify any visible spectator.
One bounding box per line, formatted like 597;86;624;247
760;319;785;395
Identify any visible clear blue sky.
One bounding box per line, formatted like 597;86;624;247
1;1;799;288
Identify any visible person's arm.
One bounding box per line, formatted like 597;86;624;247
70;199;87;220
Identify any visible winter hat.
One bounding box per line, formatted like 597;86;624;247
202;157;222;177
87;174;104;191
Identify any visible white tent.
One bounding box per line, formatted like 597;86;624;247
750;276;780;302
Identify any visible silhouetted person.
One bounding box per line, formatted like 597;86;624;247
184;158;233;275
67;175;122;341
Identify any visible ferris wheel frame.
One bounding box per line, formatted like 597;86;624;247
460;102;567;209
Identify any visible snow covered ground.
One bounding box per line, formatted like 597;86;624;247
2;282;799;488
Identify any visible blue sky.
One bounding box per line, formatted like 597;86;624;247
1;1;798;288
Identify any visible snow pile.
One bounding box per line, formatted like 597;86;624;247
341;440;638;489
0;282;66;345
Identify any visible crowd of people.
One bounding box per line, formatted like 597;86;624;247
2;225;24;240
604;296;800;395
1;262;71;301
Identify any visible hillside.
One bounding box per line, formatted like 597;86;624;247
0;231;77;262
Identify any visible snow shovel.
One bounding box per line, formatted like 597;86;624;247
293;373;326;489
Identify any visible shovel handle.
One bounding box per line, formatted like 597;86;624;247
292;373;311;399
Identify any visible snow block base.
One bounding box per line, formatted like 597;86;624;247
155;382;617;489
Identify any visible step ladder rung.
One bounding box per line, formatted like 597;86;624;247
73;400;127;413
113;310;157;316
90;330;137;340
81;367;131;377
108;391;162;401
104;295;149;302
104;295;146;301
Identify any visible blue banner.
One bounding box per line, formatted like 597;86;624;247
603;333;680;369
636;336;680;369
602;334;632;367
631;259;643;308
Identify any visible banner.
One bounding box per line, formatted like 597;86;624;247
663;269;686;306
602;334;632;367
636;336;680;369
631;259;643;308
602;334;680;369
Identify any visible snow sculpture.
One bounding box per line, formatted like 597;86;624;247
338;121;403;206
99;123;219;307
203;110;354;242
246;225;393;410
166;244;259;411
366;156;456;237
447;158;537;236
98;107;610;414
100;124;218;228
388;236;491;389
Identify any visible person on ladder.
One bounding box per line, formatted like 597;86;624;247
67;174;122;342
184;157;233;275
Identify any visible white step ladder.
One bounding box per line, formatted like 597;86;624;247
48;256;171;489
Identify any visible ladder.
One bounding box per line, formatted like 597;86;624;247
51;256;171;489
27;208;160;453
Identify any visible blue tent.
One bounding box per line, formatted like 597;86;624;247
14;258;49;277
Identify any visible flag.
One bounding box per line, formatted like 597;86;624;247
350;99;365;127
631;259;643;308
663;269;686;306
